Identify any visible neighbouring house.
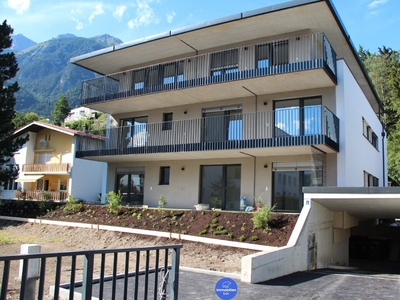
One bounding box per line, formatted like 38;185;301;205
71;0;386;211
64;106;99;123
1;121;107;202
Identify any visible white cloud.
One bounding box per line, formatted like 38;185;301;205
113;5;127;21
368;0;388;9
71;17;84;30
127;0;159;29
7;0;30;14
166;11;176;24
89;3;105;23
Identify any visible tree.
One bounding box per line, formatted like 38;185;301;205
52;95;70;125
13;111;41;129
0;20;28;184
359;46;400;185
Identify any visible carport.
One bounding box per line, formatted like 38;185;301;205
304;187;400;272
242;187;400;283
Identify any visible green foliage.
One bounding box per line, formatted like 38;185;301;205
199;229;207;236
0;21;29;185
251;204;275;230
106;191;122;214
359;46;400;185
211;196;222;209
52;95;70;125
250;235;259;241
42;191;52;201
238;235;246;242
158;195;167;208
63;194;83;212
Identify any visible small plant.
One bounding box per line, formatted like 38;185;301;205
181;230;188;234
137;213;142;221
106;191;122;214
251;204;276;230
227;233;233;239
158;195;167;208
216;225;225;231
42;191;52;201
199;229;207;236
213;211;221;217
238;235;246;242
211;218;218;224
250;235;259;241
172;215;178;221
255;193;265;209
63;194;83;212
211;196;222;209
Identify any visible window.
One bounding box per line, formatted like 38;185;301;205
162;112;173;130
364;171;379;187
133;69;145;90
274;97;322;137
257;40;289;68
163;61;184;84
59;179;67;191
362;118;379;149
211;49;238;76
159;166;170;185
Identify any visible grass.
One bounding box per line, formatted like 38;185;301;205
0;230;62;246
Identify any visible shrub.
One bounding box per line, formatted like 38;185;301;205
158;195;167;208
250;235;259;241
238;235;246;242
199;229;207;236
63;194;83;212
106;191;122;214
251;204;276;230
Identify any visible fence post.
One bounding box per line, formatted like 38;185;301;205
19;244;40;300
82;253;94;300
169;247;181;300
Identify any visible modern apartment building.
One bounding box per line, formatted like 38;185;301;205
71;0;386;211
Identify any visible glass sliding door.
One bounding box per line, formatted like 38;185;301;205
274;97;321;137
202;107;242;142
121;116;148;148
116;168;145;205
200;165;241;210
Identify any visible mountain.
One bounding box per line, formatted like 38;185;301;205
8;34;37;52
13;34;123;117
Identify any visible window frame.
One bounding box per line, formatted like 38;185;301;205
159;166;170;185
162;112;173;131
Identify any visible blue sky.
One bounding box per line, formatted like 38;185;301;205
1;0;399;52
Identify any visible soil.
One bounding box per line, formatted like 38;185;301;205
0;200;298;299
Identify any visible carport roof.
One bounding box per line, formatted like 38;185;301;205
303;187;400;219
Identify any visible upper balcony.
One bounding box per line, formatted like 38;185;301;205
81;33;337;114
22;163;71;174
76;106;339;161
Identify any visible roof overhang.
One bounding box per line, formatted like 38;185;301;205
71;0;382;113
15;175;44;183
304;187;400;219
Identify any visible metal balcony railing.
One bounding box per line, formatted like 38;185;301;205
76;106;339;155
81;32;337;105
0;244;182;300
22;163;71;173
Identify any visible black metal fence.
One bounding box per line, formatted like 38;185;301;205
0;244;182;300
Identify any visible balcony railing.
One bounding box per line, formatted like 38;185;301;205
76;106;339;156
81;32;337;105
0;244;182;299
22;163;71;173
14;190;69;201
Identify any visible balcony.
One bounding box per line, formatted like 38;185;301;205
14;190;69;201
76;106;339;160
22;163;71;173
81;33;337;113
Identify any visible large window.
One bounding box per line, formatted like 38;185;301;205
362;117;379;150
274;97;321;137
121;116;148;148
162;112;173;131
200;165;241;210
211;49;238;76
364;171;379;187
163;61;184;84
257;40;289;68
272;161;323;212
116;167;145;205
202;105;242;142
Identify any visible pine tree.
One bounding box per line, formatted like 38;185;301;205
52;95;70;125
0;20;28;184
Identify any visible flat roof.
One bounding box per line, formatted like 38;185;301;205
304;187;400;219
70;0;382;113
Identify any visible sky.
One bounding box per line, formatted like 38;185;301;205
1;0;399;53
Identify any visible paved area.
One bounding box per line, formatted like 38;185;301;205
73;263;400;299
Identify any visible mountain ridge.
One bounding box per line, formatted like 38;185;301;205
9;34;123;117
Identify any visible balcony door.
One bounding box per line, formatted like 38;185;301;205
116;167;145;205
200;165;241;210
202;106;242;143
274;97;321;137
121;116;148;148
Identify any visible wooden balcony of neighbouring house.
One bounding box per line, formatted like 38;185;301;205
75;106;339;161
80;32;337;114
14;190;69;201
21;163;71;174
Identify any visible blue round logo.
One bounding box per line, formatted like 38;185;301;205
215;277;238;299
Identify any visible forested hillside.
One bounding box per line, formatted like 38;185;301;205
13;34;122;117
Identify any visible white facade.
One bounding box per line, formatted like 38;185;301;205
64;107;98;123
